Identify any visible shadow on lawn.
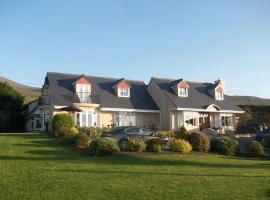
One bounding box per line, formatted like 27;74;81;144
46;168;270;178
1;133;269;170
1;151;269;171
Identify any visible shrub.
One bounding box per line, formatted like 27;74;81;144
58;127;70;138
62;127;79;145
189;132;210;152
174;126;190;140
87;137;119;156
52;113;74;137
78;127;103;139
151;144;161;153
76;132;90;149
146;138;162;147
170;139;192;153
146;138;162;152
211;137;239;156
262;135;270;148
247;141;264;157
126;138;146;152
157;131;175;138
70;127;79;137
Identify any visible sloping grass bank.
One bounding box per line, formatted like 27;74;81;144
0;133;269;200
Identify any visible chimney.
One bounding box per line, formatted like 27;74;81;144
215;79;225;93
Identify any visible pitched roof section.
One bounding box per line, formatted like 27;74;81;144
170;79;189;88
112;78;131;88
151;77;241;111
73;74;91;85
46;72;159;110
215;86;224;93
208;83;224;92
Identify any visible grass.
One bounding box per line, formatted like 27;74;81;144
0;133;269;200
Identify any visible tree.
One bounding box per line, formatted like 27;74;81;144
0;82;25;132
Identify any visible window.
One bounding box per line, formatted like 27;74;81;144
178;87;188;97
199;113;209;128
76;84;91;103
76;113;80;126
75;111;97;127
36;119;41;128
115;112;137;126
119;88;129;97
140;128;153;136
125;128;140;134
82;111;87;127
216;91;223;100
221;116;233;126
184;112;199;127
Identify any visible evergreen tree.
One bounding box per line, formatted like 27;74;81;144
0;82;25;132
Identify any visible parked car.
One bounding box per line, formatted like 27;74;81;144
237;122;267;134
255;128;270;142
101;126;168;150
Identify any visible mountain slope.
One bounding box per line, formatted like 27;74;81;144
1;75;270;106
0;76;41;103
231;95;270;106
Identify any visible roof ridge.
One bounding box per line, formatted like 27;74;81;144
152;76;212;84
47;71;145;83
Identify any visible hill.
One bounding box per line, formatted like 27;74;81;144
231;95;270;106
0;76;41;103
1;75;270;106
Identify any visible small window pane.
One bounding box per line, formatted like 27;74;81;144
76;113;80;126
126;128;139;134
120;88;129;97
140;128;152;136
178;88;187;96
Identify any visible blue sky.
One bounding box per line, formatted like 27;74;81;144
0;0;270;98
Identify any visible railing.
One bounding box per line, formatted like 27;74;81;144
76;93;100;104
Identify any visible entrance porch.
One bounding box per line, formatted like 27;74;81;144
171;110;236;132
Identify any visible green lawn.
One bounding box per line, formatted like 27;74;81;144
0;133;269;200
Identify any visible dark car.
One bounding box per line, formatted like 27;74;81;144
101;126;168;150
237;122;266;134
255;128;270;142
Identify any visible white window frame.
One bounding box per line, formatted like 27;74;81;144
183;111;199;127
118;88;130;97
215;91;224;100
178;87;188;97
76;84;91;103
75;111;97;127
221;114;234;127
115;112;137;126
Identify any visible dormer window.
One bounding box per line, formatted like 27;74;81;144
77;84;91;103
73;74;92;103
215;85;224;100
215;91;224;100
120;88;129;97
171;79;189;97
113;78;131;98
178;87;188;97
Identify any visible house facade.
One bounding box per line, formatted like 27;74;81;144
147;77;243;133
26;72;243;133
26;72;160;132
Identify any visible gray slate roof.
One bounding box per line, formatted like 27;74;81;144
152;77;242;111
46;72;159;110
